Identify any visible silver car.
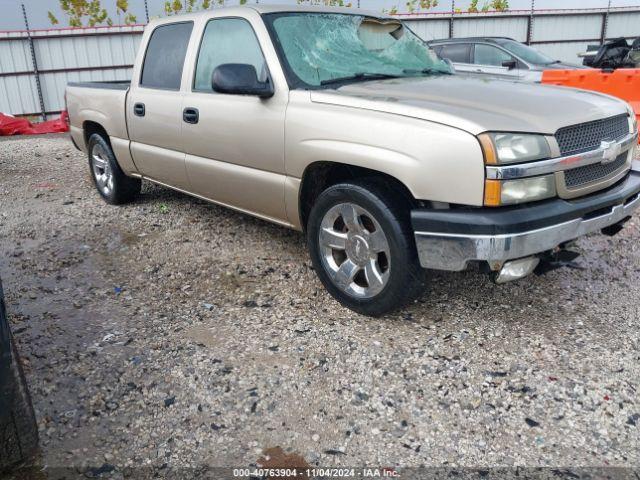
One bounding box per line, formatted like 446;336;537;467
428;37;585;82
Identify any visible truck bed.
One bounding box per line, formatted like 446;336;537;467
66;81;131;154
67;80;130;90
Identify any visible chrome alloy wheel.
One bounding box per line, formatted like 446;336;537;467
91;143;114;196
319;202;391;299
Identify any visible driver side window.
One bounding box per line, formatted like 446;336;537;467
194;18;267;92
474;44;515;67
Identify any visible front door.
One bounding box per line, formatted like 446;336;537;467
127;21;193;190
471;43;522;80
181;17;288;222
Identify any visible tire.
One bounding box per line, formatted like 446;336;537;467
306;179;426;316
88;133;141;205
0;280;38;473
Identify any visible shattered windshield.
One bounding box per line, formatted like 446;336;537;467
264;13;452;88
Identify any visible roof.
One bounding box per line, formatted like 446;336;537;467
148;4;391;26
249;4;385;16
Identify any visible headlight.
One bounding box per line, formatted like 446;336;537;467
479;132;551;164
484;175;556;206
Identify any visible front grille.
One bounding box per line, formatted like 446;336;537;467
564;152;628;189
556;115;629;156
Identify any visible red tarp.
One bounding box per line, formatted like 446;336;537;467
0;111;69;136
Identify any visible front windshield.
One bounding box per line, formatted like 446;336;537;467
496;39;555;65
264;12;452;88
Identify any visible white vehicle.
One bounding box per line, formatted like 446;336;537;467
429;37;585;82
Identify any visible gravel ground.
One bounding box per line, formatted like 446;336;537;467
1;134;639;478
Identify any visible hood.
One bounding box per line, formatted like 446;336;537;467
310;74;628;135
531;61;588;71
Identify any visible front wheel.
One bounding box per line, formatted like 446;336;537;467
307;180;426;316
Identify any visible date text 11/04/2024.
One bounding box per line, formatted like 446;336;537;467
232;468;400;477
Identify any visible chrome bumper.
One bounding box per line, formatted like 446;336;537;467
414;170;640;272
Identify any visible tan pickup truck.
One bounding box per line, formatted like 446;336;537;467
66;5;639;315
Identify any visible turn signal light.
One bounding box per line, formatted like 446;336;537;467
484;179;502;206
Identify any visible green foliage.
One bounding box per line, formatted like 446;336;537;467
48;11;59;24
163;0;226;15
48;0;139;26
405;0;439;13
491;0;509;11
47;0;109;27
116;0;136;24
296;0;353;6
468;0;509;12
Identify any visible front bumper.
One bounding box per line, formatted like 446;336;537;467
413;166;640;271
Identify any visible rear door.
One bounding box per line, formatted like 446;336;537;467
471;43;521;79
127;22;194;190
437;43;474;74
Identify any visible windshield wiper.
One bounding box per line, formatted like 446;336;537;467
320;72;401;86
403;68;452;76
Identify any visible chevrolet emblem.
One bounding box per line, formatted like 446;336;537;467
600;140;622;164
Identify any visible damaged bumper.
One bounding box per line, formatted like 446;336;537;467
413;165;640;272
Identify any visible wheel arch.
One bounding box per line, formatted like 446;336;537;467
82;120;139;176
297;161;419;232
83;120;111;149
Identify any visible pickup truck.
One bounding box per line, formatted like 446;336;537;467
66;5;640;316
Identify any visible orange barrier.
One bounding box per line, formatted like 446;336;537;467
542;69;640;143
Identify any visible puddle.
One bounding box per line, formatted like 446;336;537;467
257;446;310;479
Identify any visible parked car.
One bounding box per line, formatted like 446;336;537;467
428;37;585;82
66;6;639;315
0;276;38;472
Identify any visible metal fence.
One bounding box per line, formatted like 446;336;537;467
402;6;640;67
0;24;143;119
1;5;639;120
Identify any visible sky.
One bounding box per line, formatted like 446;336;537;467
1;0;638;30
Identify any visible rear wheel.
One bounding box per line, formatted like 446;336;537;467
307;180;426;316
88;133;140;205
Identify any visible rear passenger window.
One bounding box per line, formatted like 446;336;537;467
193;18;267;92
440;44;471;63
141;22;193;90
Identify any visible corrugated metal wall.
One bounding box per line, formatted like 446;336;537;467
0;25;142;118
0;7;638;119
403;7;640;65
454;16;529;42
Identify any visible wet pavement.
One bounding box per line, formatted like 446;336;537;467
1;135;639;478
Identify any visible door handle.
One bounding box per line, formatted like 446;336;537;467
183;107;199;124
133;103;145;117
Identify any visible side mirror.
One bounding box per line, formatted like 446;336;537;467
212;63;274;98
502;59;517;70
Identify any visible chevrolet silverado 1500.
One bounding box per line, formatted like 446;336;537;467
66;5;640;315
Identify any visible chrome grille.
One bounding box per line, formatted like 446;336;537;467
556;115;629;156
564;153;628;189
